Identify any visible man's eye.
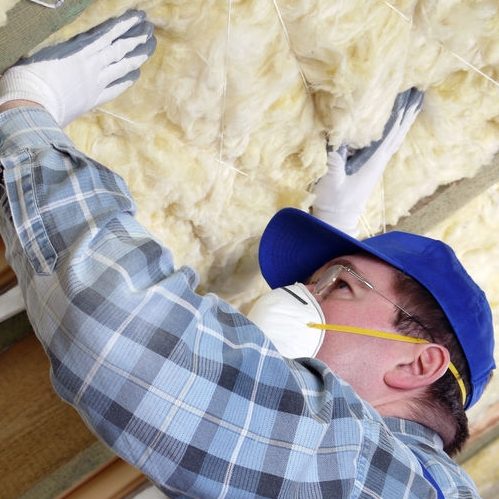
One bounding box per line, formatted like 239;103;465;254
318;279;352;300
333;279;351;291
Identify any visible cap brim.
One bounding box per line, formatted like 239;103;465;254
259;208;399;288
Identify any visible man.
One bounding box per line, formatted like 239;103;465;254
0;10;494;498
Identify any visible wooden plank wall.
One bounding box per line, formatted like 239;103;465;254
0;334;98;498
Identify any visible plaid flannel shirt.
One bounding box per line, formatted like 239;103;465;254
0;108;479;498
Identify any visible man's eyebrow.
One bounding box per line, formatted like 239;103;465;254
328;257;364;276
306;256;364;283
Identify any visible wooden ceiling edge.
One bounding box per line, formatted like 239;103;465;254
457;401;499;464
56;457;147;499
388;151;499;235
0;0;95;74
19;442;115;499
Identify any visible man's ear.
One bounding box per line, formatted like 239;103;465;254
384;344;450;391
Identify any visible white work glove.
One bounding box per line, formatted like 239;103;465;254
312;88;424;237
0;9;156;127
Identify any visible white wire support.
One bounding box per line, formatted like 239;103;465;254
95;107;138;126
212;0;247;177
380;176;387;234
215;158;248;177
447;49;499;89
382;0;411;22
272;0;312;96
359;214;375;238
218;0;232;166
381;0;499;89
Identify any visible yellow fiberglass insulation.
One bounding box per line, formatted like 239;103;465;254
30;0;499;308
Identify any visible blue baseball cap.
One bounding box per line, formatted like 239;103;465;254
259;207;495;409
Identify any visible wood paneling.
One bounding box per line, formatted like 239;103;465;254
58;458;147;499
0;237;16;294
0;334;97;499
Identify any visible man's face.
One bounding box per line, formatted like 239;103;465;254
306;253;407;403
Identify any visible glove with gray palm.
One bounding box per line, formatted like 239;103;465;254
0;9;157;127
313;88;424;237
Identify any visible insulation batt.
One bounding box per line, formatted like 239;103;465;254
4;0;499;318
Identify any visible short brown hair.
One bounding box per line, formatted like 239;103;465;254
392;271;471;456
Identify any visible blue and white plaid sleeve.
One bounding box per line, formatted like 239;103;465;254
0;108;479;498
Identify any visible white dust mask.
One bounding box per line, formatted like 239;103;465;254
247;283;326;358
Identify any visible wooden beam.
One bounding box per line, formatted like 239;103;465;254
57;457;147;499
21;443;115;499
389;152;499;234
0;0;94;74
457;402;499;464
0;334;97;498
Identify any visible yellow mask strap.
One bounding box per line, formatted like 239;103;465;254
308;322;467;406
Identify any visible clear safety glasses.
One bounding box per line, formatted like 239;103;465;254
313;264;414;316
309;264;467;405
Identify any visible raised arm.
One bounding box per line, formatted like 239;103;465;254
312;88;423;237
0;12;341;497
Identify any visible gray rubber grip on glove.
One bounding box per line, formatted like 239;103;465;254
17;9;157;89
108;21;157;87
17;10;149;63
345;87;424;175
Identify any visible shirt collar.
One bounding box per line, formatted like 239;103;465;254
383;416;444;451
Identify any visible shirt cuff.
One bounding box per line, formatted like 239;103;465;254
0;107;74;156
